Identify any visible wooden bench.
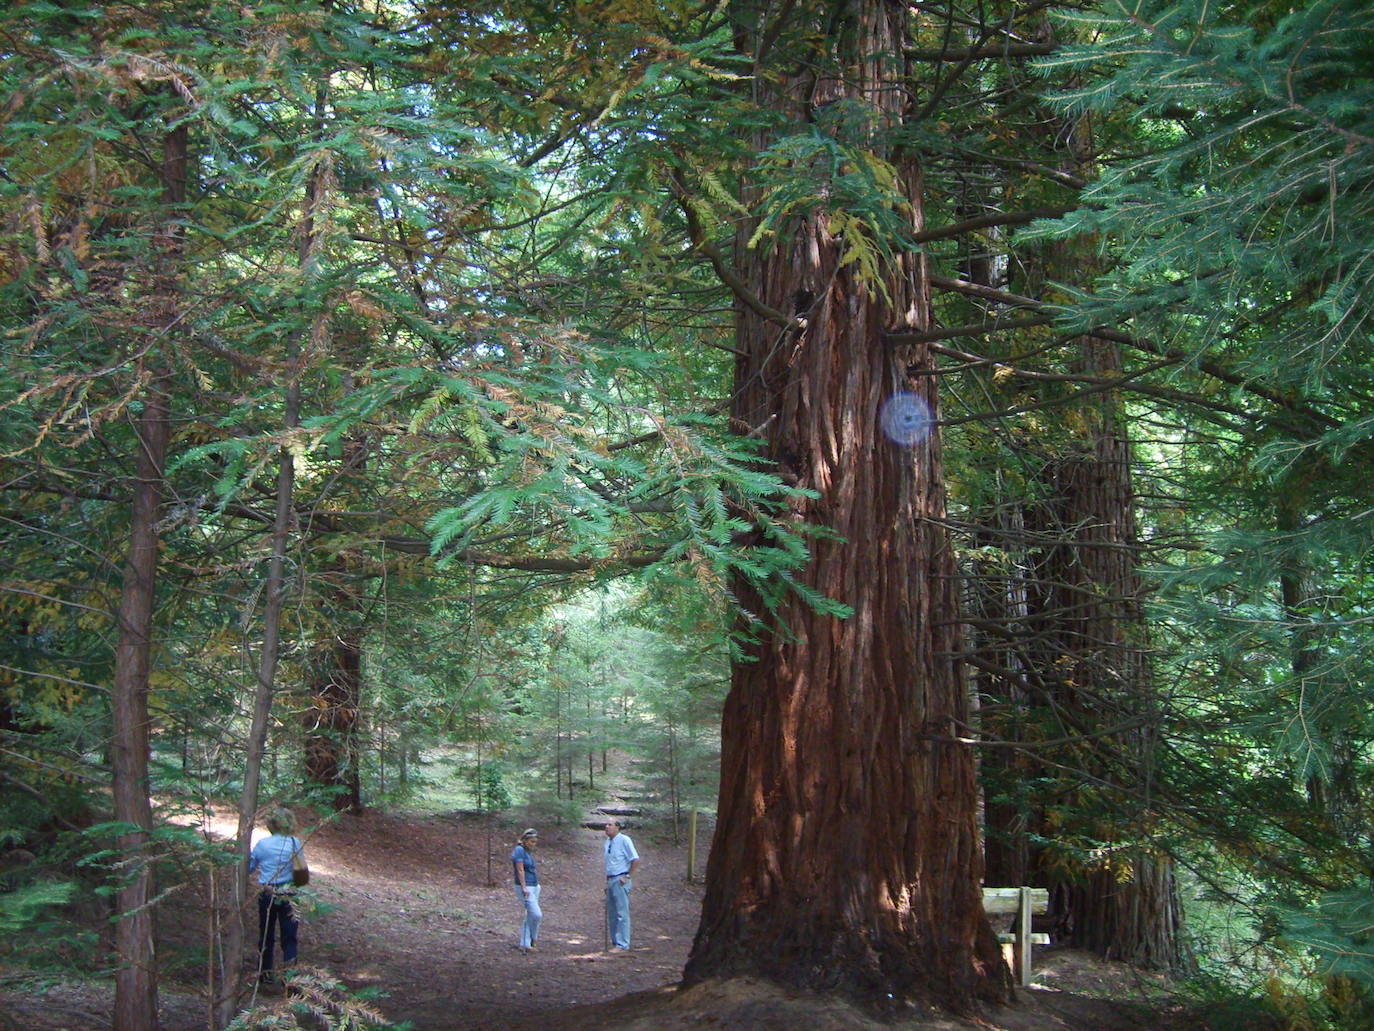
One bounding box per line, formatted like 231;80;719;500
982;886;1050;986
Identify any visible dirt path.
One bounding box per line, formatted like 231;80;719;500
1;805;1189;1031
276;810;1182;1031
298;810;704;1029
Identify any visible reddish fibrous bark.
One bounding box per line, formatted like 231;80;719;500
305;623;364;813
684;1;1008;1010
110;120;186;1031
111;387;169;1031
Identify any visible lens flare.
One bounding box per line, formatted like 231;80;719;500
880;392;933;446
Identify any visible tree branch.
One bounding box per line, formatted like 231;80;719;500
922;276;1342;428
906;42;1057;62
668;168;798;332
379;538;665;573
914;207;1074;245
888;314;1057;345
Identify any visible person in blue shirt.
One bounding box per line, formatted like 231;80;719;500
511;828;541;953
247;807;304;980
602;819;640;951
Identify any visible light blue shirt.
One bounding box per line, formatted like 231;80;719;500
249;833;301;887
511;844;538;886
604;831;638;877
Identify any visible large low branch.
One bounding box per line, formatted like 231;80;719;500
937;145;1089;191
929;341;1255;425
930;274;1041;308
888;314;1057;345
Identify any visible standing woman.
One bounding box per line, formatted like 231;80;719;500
248;807;304;980
511;828;541;953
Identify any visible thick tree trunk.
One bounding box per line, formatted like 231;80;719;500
958;19;1187;965
1023;335;1185;969
305;621;363;813
972;333;1187;969
685;0;1008;1009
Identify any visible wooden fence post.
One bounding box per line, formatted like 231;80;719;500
687;810;698;882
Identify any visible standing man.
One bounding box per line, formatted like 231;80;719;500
603;818;639;952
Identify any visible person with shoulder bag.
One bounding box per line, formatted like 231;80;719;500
248;807;306;981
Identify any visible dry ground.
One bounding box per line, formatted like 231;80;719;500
1;807;1198;1031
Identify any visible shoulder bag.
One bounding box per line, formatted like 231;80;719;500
291;840;310;887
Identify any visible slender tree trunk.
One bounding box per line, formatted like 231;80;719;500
214;110;328;1024
685;1;1007;1009
111;386;170;1031
968;486;1034;889
304;425;369;813
1277;488;1361;837
110;117;188;1031
214;377;299;1028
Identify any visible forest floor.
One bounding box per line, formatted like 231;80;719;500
1;803;1210;1031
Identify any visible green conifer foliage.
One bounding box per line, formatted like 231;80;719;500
1026;0;1374;986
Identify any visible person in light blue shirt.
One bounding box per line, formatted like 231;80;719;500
247;807;304;980
511;828;541;953
602;819;639;951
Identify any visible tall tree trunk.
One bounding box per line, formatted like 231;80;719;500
1022;333;1185;968
967;484;1034;889
215;104;327;1024
214;368;300;1028
303;433;369;814
110;118;187;1031
970;339;1187;968
685;0;1007;1009
1023;41;1186;961
1277;487;1359;837
214;378;299;1028
110;387;169;1031
956;14;1188;966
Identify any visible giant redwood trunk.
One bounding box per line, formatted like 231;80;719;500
684;0;1008;1009
957;15;1187;965
1022;332;1185;968
973;334;1187;968
305;618;363;813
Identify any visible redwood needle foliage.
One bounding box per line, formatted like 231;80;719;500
1;0;1374;1023
1023;0;1374;993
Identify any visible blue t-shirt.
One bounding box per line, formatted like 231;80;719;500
249;833;301;887
511;844;538;886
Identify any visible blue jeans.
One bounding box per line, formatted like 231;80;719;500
515;883;541;948
257;888;298;972
606;876;632;949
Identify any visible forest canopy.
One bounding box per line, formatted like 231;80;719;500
1;0;1373;1028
